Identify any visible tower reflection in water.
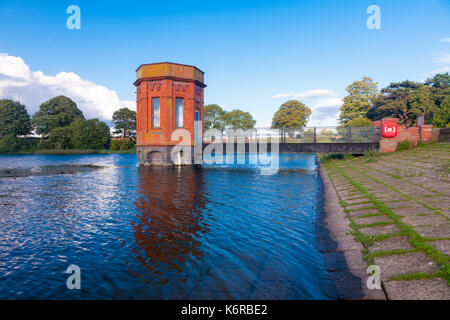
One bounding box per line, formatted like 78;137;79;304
132;166;209;297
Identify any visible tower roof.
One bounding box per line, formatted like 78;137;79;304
135;62;204;85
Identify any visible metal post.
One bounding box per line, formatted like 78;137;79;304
313;127;317;143
349;127;352;142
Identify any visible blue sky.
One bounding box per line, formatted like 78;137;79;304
0;0;449;126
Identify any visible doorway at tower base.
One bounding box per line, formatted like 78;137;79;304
137;145;199;166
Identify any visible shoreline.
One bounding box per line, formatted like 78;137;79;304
316;161;387;299
0;149;136;155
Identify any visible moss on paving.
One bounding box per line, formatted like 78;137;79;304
324;158;450;283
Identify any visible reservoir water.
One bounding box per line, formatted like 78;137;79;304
0;153;331;299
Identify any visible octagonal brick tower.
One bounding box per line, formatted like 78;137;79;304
134;62;206;166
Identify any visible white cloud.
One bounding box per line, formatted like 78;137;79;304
0;52;135;120
313;98;342;109
272;89;335;100
435;53;450;65
439;38;450;43
272;92;293;99
293;89;335;99
427;66;450;75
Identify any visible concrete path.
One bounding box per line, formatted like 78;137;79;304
321;142;450;300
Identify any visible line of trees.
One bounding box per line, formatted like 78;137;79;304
204;104;256;129
0;95;137;153
339;73;450;128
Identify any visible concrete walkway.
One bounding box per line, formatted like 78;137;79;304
321;142;449;300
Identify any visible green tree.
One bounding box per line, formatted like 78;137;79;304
432;96;450;128
425;73;450;128
0;99;32;137
112;107;136;141
204;104;226;129
338;116;374;143
0;134;21;152
272;100;311;129
47;126;73;149
343;117;373;127
339;77;379;124
32;96;84;135
69;118;110;149
376;81;436;127
221;109;256;129
425;73;450;88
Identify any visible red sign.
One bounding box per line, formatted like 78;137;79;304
382;122;398;138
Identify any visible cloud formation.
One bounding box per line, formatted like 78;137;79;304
0;53;135;120
312;98;342;109
435;52;450;65
271;88;341;126
439;38;450;43
272;89;335;100
293;89;335;99
272;92;293;99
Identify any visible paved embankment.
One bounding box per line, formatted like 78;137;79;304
320;142;450;300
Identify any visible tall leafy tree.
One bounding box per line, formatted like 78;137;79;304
112;107;136;141
343;117;373;127
432;96;450;128
221;109;256;129
204;104;226;129
0;99;32;137
375;81;436;127
339;77;379;124
68;118;110;149
31;96;84;135
272;100;311;129
425;73;450;128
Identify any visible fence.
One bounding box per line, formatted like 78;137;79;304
204;126;380;143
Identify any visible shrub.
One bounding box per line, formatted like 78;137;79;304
396;140;413;151
110;139;135;150
319;153;353;163
364;147;380;162
0;134;21;152
19;137;39;152
69;118;110;149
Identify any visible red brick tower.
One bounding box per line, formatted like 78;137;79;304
134;62;206;165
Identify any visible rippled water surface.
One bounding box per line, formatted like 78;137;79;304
0;154;330;299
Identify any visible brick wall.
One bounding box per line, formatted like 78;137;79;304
135;63;205;147
374;118;434;153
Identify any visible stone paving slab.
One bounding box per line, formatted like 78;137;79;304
321;145;450;300
414;225;450;238
400;214;448;226
383;278;449;300
369;236;413;253
392;207;436;216
347;209;381;218
426;240;450;256
373;252;439;281
354;215;393;225
359;224;402;236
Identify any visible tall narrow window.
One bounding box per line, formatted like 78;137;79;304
176;98;184;128
152;98;160;128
